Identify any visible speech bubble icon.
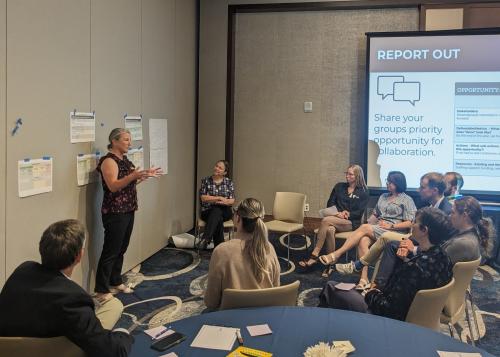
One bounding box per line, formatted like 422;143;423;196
377;76;404;99
393;81;421;106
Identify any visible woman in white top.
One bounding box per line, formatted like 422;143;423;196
204;198;280;310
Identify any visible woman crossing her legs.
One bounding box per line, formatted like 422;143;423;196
298;165;369;277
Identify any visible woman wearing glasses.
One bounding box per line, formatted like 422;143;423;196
204;198;280;310
299;165;369;276
319;171;416;289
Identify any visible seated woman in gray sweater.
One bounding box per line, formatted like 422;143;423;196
399;195;493;265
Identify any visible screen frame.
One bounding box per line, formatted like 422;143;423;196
364;27;500;202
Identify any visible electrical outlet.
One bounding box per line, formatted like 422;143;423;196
304;203;310;212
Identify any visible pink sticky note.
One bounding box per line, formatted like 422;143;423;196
247;324;273;337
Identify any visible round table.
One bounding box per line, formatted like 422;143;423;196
130;306;493;356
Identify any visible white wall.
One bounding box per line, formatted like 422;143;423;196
1;0;197;289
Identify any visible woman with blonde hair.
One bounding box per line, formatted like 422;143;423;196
95;128;162;303
204;198;280;310
299;165;369;277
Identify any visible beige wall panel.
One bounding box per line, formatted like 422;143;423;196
425;8;463;30
0;0;6;286
198;0;228;186
140;0;196;259
172;0;197;230
90;0;142;275
5;0;91;282
198;0;384;188
232;9;418;216
140;0;176;261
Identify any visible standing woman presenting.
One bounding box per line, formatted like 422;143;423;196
95;128;162;303
198;160;235;249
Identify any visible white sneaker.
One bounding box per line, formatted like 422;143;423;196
335;261;356;275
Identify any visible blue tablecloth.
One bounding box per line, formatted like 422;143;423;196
130;306;493;356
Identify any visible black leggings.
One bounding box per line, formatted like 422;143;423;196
201;205;233;247
95;212;135;293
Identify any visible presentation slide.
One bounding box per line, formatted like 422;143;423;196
366;32;500;193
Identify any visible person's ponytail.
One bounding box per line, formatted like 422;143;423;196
455;196;496;260
236;198;270;282
246;217;270;282
476;217;495;259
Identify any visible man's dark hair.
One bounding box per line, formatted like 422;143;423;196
387;171;407;193
421;172;446;195
445;172;464;190
39;219;86;270
415;207;453;245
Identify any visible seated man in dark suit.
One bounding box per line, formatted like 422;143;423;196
0;219;133;357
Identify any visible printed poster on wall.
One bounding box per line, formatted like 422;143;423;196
128;147;144;170
18;157;53;197
76;153;100;186
125;115;143;141
149;118;168;174
70;111;95;143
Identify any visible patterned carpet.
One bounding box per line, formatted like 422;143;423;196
115;233;500;356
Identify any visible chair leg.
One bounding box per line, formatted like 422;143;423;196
448;322;455;339
464;300;476;346
467;289;481;344
287;234;290;263
194;225;199;249
303;228;310;252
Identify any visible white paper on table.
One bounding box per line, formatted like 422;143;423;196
70;111;95;143
246;324;273;337
125;115;143;141
18;158;53;197
190;325;237;351
128;147;144;170
144;325;169;339
437;351;482;357
159;353;178;357
76;153;99;186
149;118;168;174
335;283;356;291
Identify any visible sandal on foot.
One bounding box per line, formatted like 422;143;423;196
298;254;319;268
319;253;337;266
321;265;335;278
355;279;370;291
109;283;134;294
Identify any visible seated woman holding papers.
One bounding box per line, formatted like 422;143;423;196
319;171;416;290
298;165;369;276
204;198;280;310
319;207;453;322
